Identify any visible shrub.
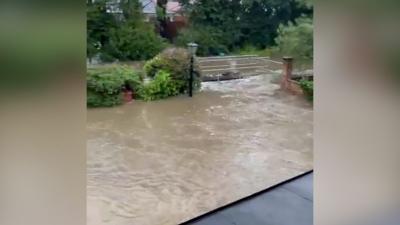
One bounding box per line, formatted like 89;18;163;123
143;47;201;93
99;50;116;63
137;70;182;101
104;23;166;61
87;89;124;107
299;79;313;101
175;27;228;56
234;44;275;57
275;17;313;60
87;66;142;107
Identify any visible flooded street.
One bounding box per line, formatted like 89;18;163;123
87;74;313;225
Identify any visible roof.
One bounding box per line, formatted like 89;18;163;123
140;0;182;14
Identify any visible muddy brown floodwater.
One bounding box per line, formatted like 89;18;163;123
87;74;313;225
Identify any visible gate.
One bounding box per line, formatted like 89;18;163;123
196;55;283;82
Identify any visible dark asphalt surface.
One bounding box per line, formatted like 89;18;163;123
182;171;313;225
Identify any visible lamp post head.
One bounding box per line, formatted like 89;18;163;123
187;42;198;56
282;56;293;62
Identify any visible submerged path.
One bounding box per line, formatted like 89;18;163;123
87;74;313;225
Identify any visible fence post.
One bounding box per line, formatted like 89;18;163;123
281;56;293;89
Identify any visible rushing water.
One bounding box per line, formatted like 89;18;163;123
87;74;313;225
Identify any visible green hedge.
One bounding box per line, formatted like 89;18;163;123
87;66;142;107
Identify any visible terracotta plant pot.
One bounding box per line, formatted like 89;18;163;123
123;90;133;103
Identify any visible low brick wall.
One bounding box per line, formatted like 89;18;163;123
283;79;304;95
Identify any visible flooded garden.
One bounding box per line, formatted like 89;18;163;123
86;1;314;221
87;71;313;225
85;0;315;224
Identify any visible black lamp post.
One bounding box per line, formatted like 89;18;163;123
187;42;198;97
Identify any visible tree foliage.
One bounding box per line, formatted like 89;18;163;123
105;22;166;61
87;0;166;62
156;0;169;38
87;0;117;59
177;0;312;55
87;0;313;59
175;26;228;56
274;16;313;60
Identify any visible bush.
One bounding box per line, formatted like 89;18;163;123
87;89;124;107
104;23;166;61
137;70;182;101
143;47;201;93
175;27;228;56
234;44;275;57
99;50;116;63
87;66;142;107
275;17;313;60
299;79;313;101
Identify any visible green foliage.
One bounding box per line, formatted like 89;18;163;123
296;0;313;10
87;90;123;107
106;23;166;61
178;0;312;55
119;0;144;21
144;48;189;78
233;44;273;57
87;0;117;59
299;79;313;101
137;70;182;101
87;66;142;107
87;56;200;106
177;0;241;55
87;0;166;62
143;47;201;92
99;47;117;62
156;0;168;38
275;17;313;60
175;26;228;56
188;0;242;49
87;48;204;106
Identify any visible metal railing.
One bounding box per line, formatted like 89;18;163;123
197;55;282;78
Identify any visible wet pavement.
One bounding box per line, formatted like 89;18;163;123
184;171;313;225
87;74;313;225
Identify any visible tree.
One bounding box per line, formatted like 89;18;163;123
156;0;169;38
177;0;312;55
274;16;313;60
87;0;166;62
87;0;117;60
175;0;242;54
119;0;144;21
106;22;166;61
